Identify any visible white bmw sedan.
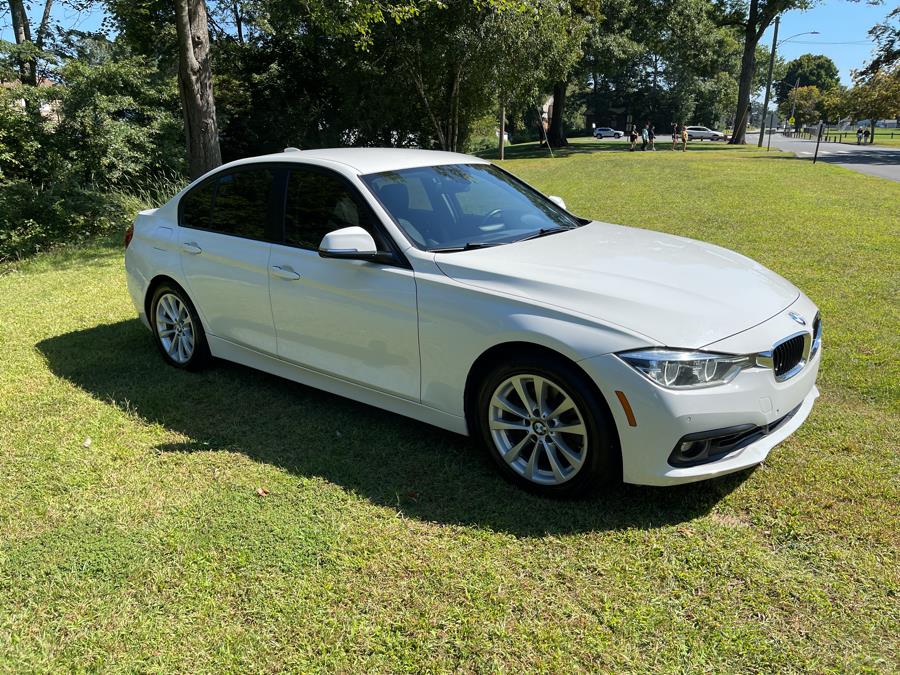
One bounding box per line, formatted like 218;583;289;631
125;148;821;496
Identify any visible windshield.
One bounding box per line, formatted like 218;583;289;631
361;163;581;251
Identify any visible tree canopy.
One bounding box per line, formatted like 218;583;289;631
774;53;840;104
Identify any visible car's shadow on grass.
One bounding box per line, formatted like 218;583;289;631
37;320;750;536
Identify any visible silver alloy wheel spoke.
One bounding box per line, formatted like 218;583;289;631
491;392;527;418
543;440;566;483
488;373;589;486
490;418;530;431
504;433;534;463
155;293;194;365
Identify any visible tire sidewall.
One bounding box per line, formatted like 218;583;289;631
150;283;210;371
474;357;619;497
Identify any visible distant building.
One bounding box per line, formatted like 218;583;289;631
1;78;61;121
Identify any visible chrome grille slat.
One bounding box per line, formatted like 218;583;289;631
773;334;805;378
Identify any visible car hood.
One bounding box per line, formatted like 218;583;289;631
434;222;799;348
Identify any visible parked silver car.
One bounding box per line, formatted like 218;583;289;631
686;126;725;141
593;127;623;139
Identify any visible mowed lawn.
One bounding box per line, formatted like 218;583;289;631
1;141;898;671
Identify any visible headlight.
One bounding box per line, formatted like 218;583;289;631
617;349;754;389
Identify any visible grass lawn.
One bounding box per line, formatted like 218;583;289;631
821;132;900;148
870;137;900;148
1;141;898;671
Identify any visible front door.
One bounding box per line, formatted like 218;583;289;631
268;166;420;400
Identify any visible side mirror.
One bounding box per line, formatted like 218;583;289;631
318;226;378;260
548;195;567;210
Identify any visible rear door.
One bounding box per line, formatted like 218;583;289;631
268;165;420;400
177;166;279;355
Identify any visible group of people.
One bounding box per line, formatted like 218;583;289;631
628;122;690;152
855;127;871;144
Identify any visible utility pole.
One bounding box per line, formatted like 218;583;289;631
788;77;801;131
499;99;505;161
758;16;779;148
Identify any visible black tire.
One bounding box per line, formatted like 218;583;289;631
149;283;211;371
473;353;620;497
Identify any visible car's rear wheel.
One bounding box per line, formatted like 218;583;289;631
150;283;210;371
475;355;618;497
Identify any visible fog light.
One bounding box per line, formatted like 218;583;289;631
678;440;709;459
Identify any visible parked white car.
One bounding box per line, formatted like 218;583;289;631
125;148;820;496
593;127;624;139
686;126;726;141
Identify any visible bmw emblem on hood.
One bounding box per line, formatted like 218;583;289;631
788;311;806;326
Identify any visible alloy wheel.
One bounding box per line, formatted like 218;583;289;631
488;373;588;485
155;292;195;364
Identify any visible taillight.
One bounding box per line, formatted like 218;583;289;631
124;224;134;248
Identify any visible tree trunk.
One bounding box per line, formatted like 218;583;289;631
174;0;222;179
35;0;53;50
8;0;35;85
729;0;759;145
547;81;567;147
232;1;244;45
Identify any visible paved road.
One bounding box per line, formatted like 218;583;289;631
746;132;900;182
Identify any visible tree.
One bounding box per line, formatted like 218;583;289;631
818;84;850;124
490;3;582;156
724;0;814;145
544;1;594;147
774;53;839;104
174;0;222;178
857;6;899;81
847;71;900;142
777;84;820;129
6;0;54;86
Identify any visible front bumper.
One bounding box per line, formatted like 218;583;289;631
579;321;821;486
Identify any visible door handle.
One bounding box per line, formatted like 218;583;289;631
271;265;301;281
181;242;202;255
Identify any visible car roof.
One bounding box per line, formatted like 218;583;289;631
218;147;488;176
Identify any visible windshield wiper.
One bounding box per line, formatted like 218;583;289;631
430;242;501;253
514;226;575;243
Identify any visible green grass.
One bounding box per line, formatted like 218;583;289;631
870;137;900;148
2;142;899;671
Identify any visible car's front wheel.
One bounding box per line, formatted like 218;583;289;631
150;283;210;371
475;355;619;497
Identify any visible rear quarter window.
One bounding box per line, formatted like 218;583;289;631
180;181;215;230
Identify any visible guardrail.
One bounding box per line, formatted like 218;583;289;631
781;129;897;143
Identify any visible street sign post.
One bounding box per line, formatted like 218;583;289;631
813;122;824;164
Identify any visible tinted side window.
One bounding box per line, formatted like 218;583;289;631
181;181;215;230
211;169;273;239
284;169;378;250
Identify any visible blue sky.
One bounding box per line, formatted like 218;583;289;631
2;0;895;86
760;2;895;84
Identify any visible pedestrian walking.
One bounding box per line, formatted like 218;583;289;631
629;125;638;151
649;125;656;151
864;127;871;144
856;127;863;145
672;123;680;151
680;125;689;152
641;123;649;151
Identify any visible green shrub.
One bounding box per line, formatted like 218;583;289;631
0;181;142;262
